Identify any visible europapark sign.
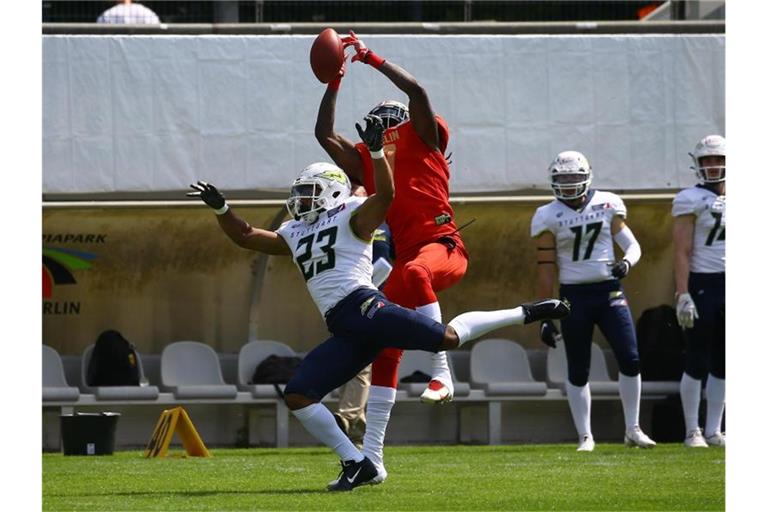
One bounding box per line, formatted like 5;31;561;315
42;233;105;315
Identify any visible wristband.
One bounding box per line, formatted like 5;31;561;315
364;51;386;69
370;148;384;159
215;204;230;215
328;74;342;92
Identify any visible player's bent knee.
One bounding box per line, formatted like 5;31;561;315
283;392;317;411
568;374;589;387
441;325;459;350
618;361;640;377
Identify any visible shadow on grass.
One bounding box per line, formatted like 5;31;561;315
47;489;329;498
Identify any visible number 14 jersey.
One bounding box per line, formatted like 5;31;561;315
531;190;627;285
276;196;376;317
672;186;725;274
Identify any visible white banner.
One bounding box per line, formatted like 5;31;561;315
43;34;724;195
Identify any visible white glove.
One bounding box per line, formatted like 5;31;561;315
676;292;699;329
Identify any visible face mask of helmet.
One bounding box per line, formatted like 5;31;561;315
369;103;409;129
285;164;352;224
286;182;323;224
552;171;591;200
690;135;726;184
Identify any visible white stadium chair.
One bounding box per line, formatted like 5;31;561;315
470;339;547;396
43;345;80;402
161;341;238;399
237;340;297;398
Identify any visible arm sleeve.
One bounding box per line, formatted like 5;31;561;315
530;207;549;238
611;194;627;218
613;225;641;267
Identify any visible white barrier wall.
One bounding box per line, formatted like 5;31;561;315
43;34;724;195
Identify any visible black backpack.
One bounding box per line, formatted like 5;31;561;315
636;305;686;381
250;355;303;385
86;330;140;386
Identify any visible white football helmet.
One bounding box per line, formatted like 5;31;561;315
549;151;592;200
690;135;725;183
286;162;351;224
369;100;409;129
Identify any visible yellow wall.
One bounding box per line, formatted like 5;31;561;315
43;198;676;355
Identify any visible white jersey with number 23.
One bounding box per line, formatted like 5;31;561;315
276;196;376;317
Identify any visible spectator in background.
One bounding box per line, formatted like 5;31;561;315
97;0;160;24
334;186;394;449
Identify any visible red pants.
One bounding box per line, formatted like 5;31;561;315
371;241;469;388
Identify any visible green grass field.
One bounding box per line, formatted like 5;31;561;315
43;444;724;511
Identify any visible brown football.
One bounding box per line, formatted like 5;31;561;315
310;28;344;83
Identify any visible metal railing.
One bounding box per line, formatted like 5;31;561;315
43;1;681;25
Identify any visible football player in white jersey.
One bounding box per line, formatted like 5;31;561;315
672;135;726;448
531;151;656;452
188;115;570;491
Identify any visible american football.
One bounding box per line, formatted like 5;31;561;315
310;27;344;83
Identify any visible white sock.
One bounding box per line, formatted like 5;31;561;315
618;373;641;431
362;385;396;470
680;373;702;433
704;375;725;437
291;403;362;462
416;302;453;390
448;307;525;346
565;381;592;438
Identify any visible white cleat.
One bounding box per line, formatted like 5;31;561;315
420;379;454;404
624;426;657;448
705;432;725;447
684;428;709;448
370;465;388;485
576;434;595;452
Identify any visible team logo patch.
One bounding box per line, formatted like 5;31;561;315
609;290;626;307
591;202;612;211
366;301;386;319
359;296;375;316
434;213;452;226
327;203;346;218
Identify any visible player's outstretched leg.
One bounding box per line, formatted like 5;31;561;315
446;298;570;348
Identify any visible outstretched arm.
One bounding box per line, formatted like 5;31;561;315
187;181;291;255
348;33;439;151
350;115;393;241
315;72;365;186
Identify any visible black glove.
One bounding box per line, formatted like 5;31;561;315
610;259;631;279
187;181;226;210
355;114;384;152
540;320;563;348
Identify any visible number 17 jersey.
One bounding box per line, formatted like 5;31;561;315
530;190;626;285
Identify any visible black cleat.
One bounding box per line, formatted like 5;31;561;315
522;298;570;324
327;457;378;492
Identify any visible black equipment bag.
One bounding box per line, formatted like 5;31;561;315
250;355;303;385
86;330;140;386
636;304;686;381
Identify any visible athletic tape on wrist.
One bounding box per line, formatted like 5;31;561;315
365;51;386;69
328;75;342;92
370;148;385;159
215;204;230;215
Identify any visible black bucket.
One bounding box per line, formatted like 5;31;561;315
60;412;121;455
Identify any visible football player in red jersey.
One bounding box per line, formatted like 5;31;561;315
315;32;469;483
